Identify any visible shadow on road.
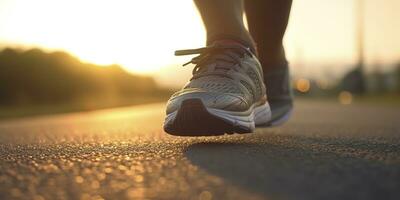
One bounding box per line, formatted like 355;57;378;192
184;135;400;200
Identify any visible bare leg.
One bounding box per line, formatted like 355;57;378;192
193;0;255;52
244;0;292;72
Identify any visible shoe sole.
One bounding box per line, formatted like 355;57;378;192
269;109;293;126
163;98;271;136
257;106;293;127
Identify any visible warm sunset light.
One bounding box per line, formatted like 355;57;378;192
1;1;400;199
0;0;206;74
0;0;400;83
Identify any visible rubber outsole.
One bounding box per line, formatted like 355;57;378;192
164;99;270;136
269;109;293;127
257;106;293;127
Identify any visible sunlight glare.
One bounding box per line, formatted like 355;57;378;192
0;0;205;74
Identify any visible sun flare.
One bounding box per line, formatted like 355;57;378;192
0;0;205;74
1;0;400;80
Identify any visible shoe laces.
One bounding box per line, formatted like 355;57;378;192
175;43;252;80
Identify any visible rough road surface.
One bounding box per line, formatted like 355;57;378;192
0;100;399;200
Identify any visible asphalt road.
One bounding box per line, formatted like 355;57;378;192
0;100;399;200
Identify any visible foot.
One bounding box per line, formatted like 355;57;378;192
260;64;293;126
163;40;272;136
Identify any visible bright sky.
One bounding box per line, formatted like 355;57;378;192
0;0;399;87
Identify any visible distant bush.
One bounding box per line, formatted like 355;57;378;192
0;48;166;105
396;63;400;93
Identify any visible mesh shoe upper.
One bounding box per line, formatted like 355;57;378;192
166;41;267;114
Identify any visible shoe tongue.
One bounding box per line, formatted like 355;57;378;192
197;40;246;74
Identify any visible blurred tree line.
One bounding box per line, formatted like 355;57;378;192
0;48;169;106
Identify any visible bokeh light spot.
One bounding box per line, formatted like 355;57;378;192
338;91;353;105
296;78;311;93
